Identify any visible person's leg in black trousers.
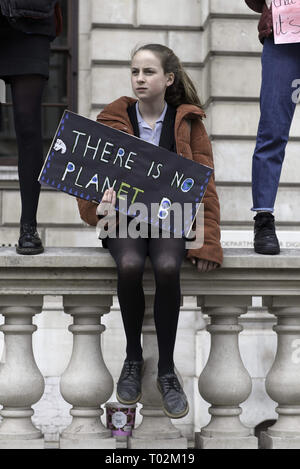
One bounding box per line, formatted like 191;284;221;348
106;235;148;362
148;236;186;376
106;234;186;369
106;235;148;404
10;74;46;254
107;232;189;416
148;235;189;418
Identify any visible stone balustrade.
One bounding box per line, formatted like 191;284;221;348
0;247;300;449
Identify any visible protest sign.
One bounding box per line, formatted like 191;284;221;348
39;110;213;236
272;0;300;44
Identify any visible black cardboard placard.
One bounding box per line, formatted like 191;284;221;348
39;110;213;236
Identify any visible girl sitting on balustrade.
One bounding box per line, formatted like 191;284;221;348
77;44;223;419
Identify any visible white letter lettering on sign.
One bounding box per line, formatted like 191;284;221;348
158;197;171;220
62;162;75;181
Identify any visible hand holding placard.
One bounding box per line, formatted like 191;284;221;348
96;188;116;219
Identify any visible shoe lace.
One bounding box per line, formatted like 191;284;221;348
254;214;275;236
123;361;141;378
159;374;181;393
21;224;37;235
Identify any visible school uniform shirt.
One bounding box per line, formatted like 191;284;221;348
135;101;168;146
77;96;223;267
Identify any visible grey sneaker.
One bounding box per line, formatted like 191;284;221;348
116;359;144;405
157;372;189;419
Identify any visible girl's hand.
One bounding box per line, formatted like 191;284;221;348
96;188;116;218
190;257;219;272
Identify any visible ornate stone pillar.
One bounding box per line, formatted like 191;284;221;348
0;295;45;449
195;296;257;449
129;295;188;449
59;295;116;449
261;296;300;449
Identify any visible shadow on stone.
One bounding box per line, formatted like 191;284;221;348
255;419;277;448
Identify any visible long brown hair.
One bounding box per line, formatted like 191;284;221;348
131;44;202;108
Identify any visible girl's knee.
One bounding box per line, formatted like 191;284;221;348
153;260;180;283
117;254;145;279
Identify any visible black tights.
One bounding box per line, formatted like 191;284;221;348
10;74;46;225
106;234;186;376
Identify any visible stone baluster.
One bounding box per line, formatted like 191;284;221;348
261;296;300;449
129;295;187;449
195;295;257;449
59;295;116;449
0;295;45;449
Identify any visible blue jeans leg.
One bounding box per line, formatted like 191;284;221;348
252;37;300;212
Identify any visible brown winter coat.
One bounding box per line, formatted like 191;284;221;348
245;0;273;43
77;96;223;266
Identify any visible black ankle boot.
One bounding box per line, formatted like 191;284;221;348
116;359;144;405
16;223;44;255
254;212;280;255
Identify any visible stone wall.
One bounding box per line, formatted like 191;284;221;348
206;1;300;248
1;0;300;248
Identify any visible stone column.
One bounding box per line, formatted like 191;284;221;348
195;296;257;449
0;295;45;449
59;295;116;449
129;295;187;449
261;296;300;449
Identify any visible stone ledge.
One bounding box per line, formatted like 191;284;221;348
195;432;258;449
1;248;300;298
0;438;45;449
0;247;300;269
260;431;300;449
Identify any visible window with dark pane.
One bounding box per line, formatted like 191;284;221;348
0;0;78;166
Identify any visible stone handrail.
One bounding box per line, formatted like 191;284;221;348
0;247;300;449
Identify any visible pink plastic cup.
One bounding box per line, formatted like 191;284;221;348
105;402;137;437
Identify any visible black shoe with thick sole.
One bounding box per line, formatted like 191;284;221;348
116;359;144;405
253;212;280;255
16;223;44;255
157;372;189;419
